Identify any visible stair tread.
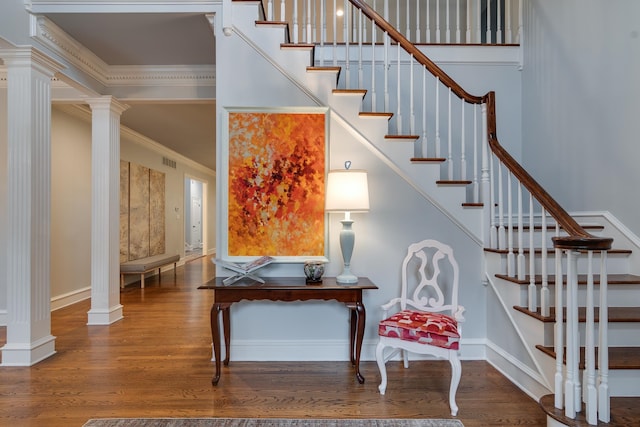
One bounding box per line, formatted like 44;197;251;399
436;180;472;185
495;273;640;286
411;157;446;162
308;66;341;72
333;89;366;93
514;306;640;322
486;247;632;255
386;134;420;140
536;345;640;369
506;224;605;231
359;112;393;118
539;394;640;427
281;43;314;48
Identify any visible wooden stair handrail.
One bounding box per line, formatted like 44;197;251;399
348;0;612;252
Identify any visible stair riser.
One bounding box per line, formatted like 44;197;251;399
541;284;640;308
545;323;640;347
504;253;631;277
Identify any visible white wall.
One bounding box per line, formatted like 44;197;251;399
522;0;640;235
214;8;487;361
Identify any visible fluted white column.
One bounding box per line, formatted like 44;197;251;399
1;48;64;366
86;97;128;325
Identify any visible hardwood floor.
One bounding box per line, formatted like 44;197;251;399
0;256;546;427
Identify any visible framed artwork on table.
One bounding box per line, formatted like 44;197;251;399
220;106;330;263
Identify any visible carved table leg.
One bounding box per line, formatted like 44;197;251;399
346;301;367;384
222;304;231;365
210;303;222;385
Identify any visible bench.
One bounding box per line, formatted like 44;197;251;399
120;253;180;289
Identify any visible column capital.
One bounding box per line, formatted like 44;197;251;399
0;46;65;77
86;96;130;116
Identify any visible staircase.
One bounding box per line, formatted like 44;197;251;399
228;0;640;424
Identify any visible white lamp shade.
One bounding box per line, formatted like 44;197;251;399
325;169;370;212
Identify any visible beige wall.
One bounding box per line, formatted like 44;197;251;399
49;105;216;305
50;107;93;299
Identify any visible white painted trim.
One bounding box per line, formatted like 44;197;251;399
485;271;553;390
29;16;215;93
51;286;91;311
0;310;7;326
54;103;215;175
28;1;222;14
485;339;552;401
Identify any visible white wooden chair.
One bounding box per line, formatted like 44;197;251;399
375;239;465;416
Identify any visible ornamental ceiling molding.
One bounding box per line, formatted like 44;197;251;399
26;0;220;14
30;14;215;89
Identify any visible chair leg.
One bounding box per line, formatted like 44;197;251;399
402;349;409;369
448;356;462;416
375;341;388;395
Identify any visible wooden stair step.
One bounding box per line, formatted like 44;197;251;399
536;345;640;370
514;306;640;323
436;180;472;185
495;273;640;286
411;157;446;163
485;247;632;256
385;134;420;140
307;66;342;85
539;394;640;427
332;88;366;96
359;112;393;119
506;224;604;232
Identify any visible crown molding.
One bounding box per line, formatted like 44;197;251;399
55;103;216;176
30;15;215;91
27;1;221;14
30;14;110;84
107;65;215;87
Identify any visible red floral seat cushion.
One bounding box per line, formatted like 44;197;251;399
378;309;460;350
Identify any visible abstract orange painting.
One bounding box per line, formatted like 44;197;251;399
226;109;327;258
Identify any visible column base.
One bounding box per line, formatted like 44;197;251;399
1;334;56;366
87;304;124;325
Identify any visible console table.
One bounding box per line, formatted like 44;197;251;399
198;276;378;386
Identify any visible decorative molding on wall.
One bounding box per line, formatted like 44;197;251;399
108;65;215;87
29;15;215;89
53;103;216;175
30;14;110;84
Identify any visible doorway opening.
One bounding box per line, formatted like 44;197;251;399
184;176;207;263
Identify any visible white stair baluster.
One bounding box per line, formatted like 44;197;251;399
554;227;564;409
528;193;536;311
516;182;525;280
447;87;452;179
506;171;514;277
598;250;610;422
460;101;466;180
584;251;597;424
540;208;549;317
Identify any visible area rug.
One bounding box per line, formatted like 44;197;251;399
83;418;464;427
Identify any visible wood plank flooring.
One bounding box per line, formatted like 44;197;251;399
0;256;547;427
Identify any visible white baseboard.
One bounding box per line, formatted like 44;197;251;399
51;286;91;311
485;339;552;401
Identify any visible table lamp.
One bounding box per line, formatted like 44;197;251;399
325;161;370;284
